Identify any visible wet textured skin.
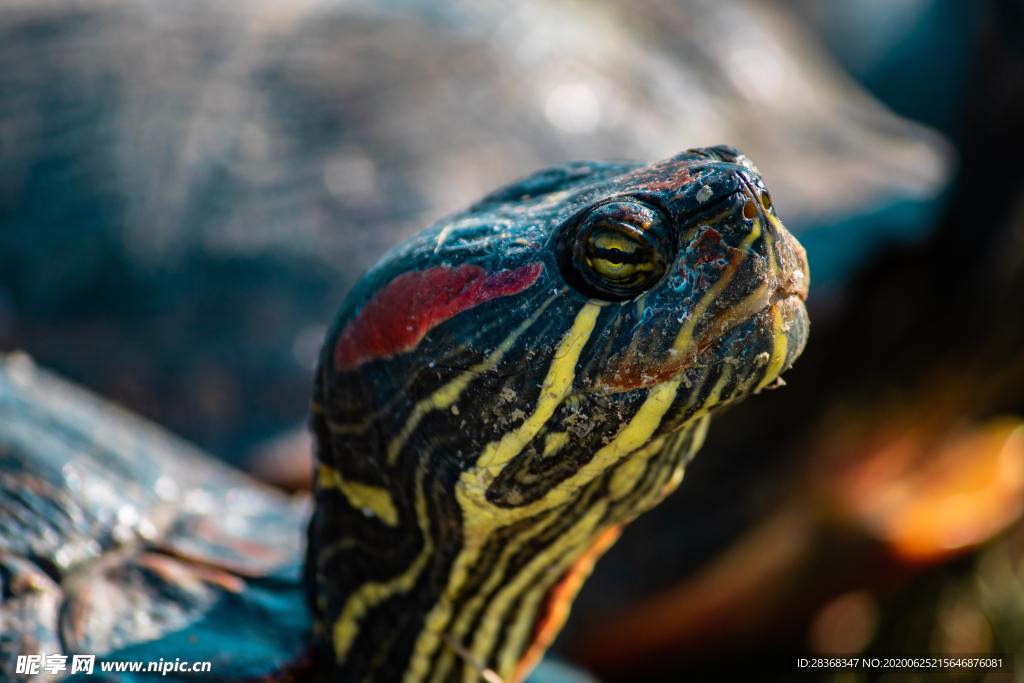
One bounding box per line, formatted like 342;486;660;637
0;146;808;682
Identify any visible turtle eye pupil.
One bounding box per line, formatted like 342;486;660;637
584;228;647;281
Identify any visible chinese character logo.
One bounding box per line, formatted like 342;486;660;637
15;655;42;675
71;655;96;674
43;654;68;675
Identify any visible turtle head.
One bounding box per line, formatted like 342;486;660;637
562;144;811;419
309;146;809;681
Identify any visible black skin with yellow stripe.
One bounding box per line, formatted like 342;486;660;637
309;145;810;682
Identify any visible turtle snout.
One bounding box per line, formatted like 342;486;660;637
779;233;810;301
762;207;810;302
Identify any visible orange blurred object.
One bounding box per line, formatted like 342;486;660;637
830;419;1024;562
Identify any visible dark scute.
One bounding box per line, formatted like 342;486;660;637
0;356;311;677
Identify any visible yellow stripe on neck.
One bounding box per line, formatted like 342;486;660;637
411;511;562;683
402;303;601;683
468;501;609;682
755;304;788;392
332;468;432;660
541;431;571;457
318;463;398;527
386;293;560;466
476;302;601;470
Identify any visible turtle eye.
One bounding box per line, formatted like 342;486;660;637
560;200;673;301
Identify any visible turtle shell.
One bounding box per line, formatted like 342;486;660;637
0;353;310;680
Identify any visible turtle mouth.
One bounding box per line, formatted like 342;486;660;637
667;286;809;393
762;288;810;379
692;277;809;382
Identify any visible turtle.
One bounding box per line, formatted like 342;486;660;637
1;145;809;682
0;0;937;470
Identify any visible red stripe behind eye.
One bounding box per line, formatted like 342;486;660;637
334;262;544;371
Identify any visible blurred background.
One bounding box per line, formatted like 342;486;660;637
1;0;1021;680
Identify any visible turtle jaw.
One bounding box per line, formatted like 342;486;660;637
709;207;810;394
759;289;811;385
758;204;810;374
760;202;811;381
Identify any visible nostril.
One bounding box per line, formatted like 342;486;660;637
742;199;758;220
